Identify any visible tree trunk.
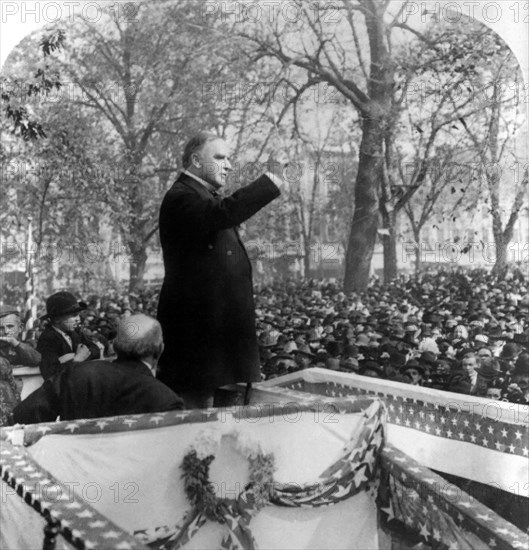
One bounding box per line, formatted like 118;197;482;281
382;210;398;283
491;240;508;278
489;192;507;278
344;115;383;292
303;242;311;279
413;227;422;275
128;241;147;293
491;230;510;278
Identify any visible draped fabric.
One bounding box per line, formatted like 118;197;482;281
1;399;381;550
1;389;527;550
378;445;528;550
148;401;384;550
261;367;529;497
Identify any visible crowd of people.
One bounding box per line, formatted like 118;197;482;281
253;268;529;404
1;267;528;425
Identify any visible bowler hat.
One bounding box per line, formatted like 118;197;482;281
419;351;437;365
474;363;500;380
500;343;520;360
390;352;407;368
359;360;384;376
44;291;87;319
402;359;425;374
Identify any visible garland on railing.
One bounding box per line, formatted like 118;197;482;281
181;448;276;523
175;430;277;550
181;451;223;522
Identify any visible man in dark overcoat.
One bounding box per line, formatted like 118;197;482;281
13;314;184;423
157;132;283;408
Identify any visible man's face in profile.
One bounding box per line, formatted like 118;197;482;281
195;139;232;189
54;313;80;333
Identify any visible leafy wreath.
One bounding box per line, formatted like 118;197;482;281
181;447;276;523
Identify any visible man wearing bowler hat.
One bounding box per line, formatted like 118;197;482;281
401;359;425;386
37;291;101;380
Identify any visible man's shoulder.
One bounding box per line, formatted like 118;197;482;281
73;358;145;373
161;175;204;211
166;174;203;195
112;360;184;406
62;359;113;378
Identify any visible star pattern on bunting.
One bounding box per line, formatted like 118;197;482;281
380;444;529;550
285;380;528;458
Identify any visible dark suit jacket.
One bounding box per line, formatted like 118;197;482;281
13;359;184;424
157;172;280;392
0;341;41;367
37;326;101;380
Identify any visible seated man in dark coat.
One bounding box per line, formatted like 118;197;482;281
0;306;41;367
37;291;102;380
13;314;184;424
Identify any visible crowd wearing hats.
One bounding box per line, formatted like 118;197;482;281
2;267;528;412
252;267;529;404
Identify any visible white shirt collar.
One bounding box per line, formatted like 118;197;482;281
140;359;155;377
181;169;218;194
52;325;73;350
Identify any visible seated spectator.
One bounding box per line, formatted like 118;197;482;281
473;333;489;351
325;340;342;370
499;343;521;374
460;352;479;393
0;358;21;426
13;314;184;423
426;358;452;390
0;306;41;367
339;356;359;373
448;369;472;394
451;324;469;346
477;347;493;365
486;385;502;400
292;349;315;371
37;292;103;380
401;359;425;386
503;355;529;404
473;358;501;397
314;349;328;369
358;360;385;378
418;351;437;376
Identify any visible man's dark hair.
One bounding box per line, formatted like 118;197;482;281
182;131;221;169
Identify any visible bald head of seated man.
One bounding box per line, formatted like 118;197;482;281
13;314;184;424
